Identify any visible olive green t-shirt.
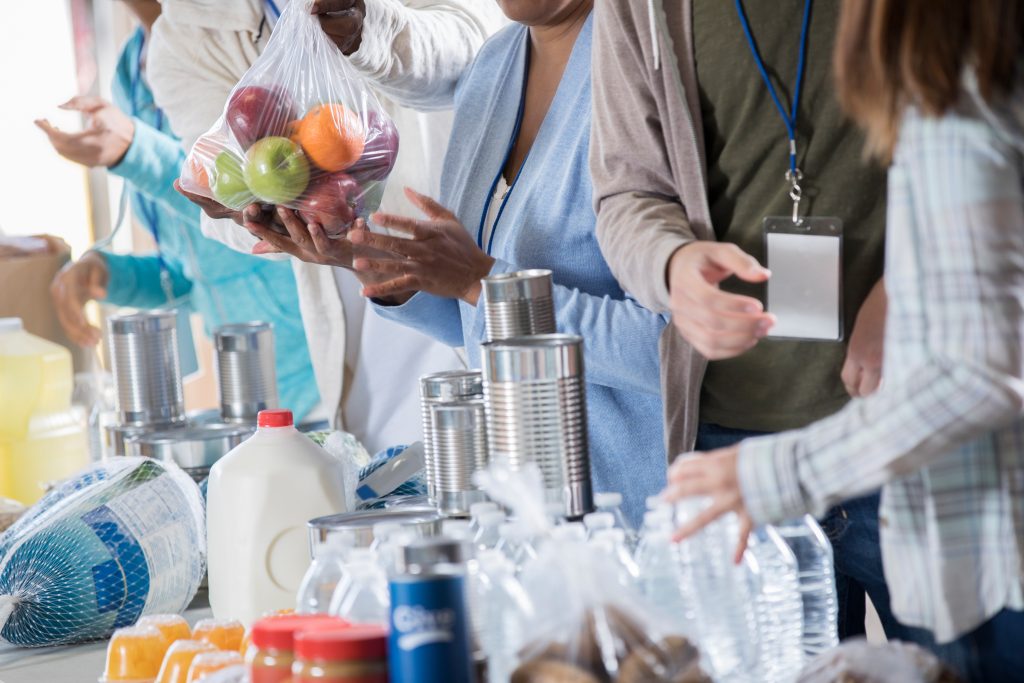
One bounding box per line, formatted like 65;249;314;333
694;0;887;432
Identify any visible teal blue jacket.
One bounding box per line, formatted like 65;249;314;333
103;29;318;420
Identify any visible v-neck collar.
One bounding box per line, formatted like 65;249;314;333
474;13;595;253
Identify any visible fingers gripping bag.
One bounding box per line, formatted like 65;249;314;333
0;457;206;647
474;463;713;683
180;0;399;237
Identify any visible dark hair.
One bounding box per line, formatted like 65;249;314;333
834;0;1024;160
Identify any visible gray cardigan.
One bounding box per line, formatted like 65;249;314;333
590;0;714;456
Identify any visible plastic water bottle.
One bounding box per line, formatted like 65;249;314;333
676;501;759;681
296;537;351;614
634;513;698;637
748;526;804;682
468;501;500;535
472;510;505;551
561;522;587;542
473;550;533;683
591;528;640;590
594;491;637;548
583;511;616;539
495;523;539;574
328;548;389;625
632;508;672;565
772;516;839;657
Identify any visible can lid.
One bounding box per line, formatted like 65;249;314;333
0;318;22;333
258;409;293;428
294;626;387;662
400;537;471;572
251;615;348;651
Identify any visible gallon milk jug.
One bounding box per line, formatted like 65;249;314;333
207;409;348;624
0;318;88;503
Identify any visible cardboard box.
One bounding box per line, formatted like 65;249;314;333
0;236;91;372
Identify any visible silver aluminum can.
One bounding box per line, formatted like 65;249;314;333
482;269;556;342
214;322;278;423
419;371;484;505
108;311;185;426
431;400;489;517
481;334;594;518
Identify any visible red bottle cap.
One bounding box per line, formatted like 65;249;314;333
258;409;294;428
294;627;387;662
251;615;347;651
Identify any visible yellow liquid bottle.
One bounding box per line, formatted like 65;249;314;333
0;318;88;503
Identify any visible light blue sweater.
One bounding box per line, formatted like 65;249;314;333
373;17;667;525
104;30;318;420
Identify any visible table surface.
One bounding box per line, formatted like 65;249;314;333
0;598;212;683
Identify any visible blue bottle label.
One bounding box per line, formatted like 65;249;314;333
388;573;473;683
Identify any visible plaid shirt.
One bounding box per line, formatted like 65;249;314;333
736;96;1024;642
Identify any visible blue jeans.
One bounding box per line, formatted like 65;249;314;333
696;422;1024;682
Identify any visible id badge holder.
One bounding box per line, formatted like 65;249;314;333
763;216;844;341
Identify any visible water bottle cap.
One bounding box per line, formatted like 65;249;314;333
478;510;506;528
441;519;473;540
372;522;402;540
258;409;293;428
643;510;671;528
645;495;663;510
594;492;622;508
550;524;587;542
469;501;500;518
583;511;615;531
0;318;22;333
592;528;626;544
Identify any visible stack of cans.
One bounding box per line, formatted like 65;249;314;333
109;311;186;428
419;371;484;510
482;269;556;342
481;334;594;519
430;401;489;517
214;322;279;423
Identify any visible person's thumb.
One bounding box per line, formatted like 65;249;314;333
707;243;771;284
59;95;107;113
86;258;108;300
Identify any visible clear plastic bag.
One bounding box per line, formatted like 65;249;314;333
179;0;399;237
474;463;713;683
0;458;206;647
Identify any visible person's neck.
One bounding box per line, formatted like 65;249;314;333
131;6;161;36
528;0;592;64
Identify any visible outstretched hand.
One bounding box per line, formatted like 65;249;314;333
35;96;134;168
661;447;753;564
350;188;495;304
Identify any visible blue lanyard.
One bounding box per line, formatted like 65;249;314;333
476;34;532;254
734;0;812;178
265;0;282;17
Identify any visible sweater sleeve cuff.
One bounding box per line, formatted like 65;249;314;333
98;251;138;304
737;434;808;524
109;118;172;192
653;236;693;312
346;0;401;77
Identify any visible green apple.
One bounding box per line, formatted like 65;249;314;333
244;136;311;204
211;150;254;209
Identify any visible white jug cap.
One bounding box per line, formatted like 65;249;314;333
0;318;23;333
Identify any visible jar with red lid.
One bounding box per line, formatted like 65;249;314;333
249;615;348;683
292;627;388;683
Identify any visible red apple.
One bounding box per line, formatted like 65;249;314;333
226;85;297;150
346;111;399;182
296;172;361;236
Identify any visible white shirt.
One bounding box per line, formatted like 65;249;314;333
481;175;510;253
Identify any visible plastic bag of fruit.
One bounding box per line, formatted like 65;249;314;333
179;0;399;237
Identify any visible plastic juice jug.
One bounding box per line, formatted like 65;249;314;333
207;409;348;625
0;318;87;503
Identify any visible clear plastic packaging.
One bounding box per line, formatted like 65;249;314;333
192;618;245;652
185;651;244;683
328;549;389;626
179;0;399;237
0;458;206;647
297;537;353;614
773;516;839;657
156;640;218;683
475;463;712;682
101;625;169;683
137;614;192;646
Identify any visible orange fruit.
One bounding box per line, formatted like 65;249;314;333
294;103;365;172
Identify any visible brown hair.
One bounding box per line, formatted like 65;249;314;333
834;0;1024;160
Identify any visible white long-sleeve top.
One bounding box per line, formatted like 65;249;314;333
147;0;505;450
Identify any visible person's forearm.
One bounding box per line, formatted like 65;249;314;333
371;290;466;347
348;0;502;110
101;252;192;309
109;118;200;221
